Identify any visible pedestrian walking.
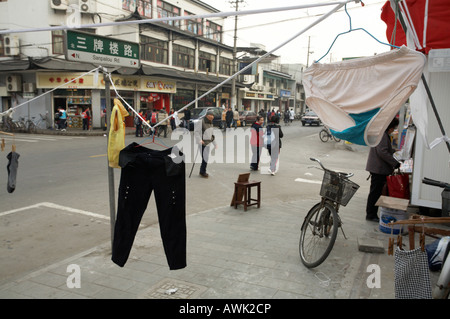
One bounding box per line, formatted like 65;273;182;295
365;117;400;222
250;116;264;171
266;114;284;175
194;110;217;178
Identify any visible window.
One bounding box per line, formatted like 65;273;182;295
205;21;222;42
172;44;194;69
184;11;203;36
122;0;152;18
140;36;168;64
52;30;64;55
173;89;194;111
219;57;233;75
198;51;216;72
157;0;180;28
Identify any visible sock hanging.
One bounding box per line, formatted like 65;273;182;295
6;151;19;193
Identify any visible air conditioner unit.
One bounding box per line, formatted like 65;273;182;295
257;85;265;91
79;0;96;13
50;0;69;10
4;36;20;56
6;75;22;92
23;83;36;93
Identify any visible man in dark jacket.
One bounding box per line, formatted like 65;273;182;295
365;117;400;222
225;107;233;128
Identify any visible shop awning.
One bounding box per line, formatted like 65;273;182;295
0;58;31;72
381;0;450;54
141;64;244;87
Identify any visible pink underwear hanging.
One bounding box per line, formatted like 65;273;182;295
302;46;426;146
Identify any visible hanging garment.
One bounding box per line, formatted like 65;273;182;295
394;247;432;299
302;46;426;146
6;151;19;193
107;99;129;168
111;142;186;270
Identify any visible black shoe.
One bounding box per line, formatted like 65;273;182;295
250;166;258;171
199;172;209;178
365;216;380;222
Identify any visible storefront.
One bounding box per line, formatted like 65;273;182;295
239;89;275;112
37;72;98;128
36;72;177;129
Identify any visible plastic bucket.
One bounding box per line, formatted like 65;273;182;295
379;207;408;235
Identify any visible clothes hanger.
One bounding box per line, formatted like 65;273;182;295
315;2;400;63
0;131;16;152
135;129;171;149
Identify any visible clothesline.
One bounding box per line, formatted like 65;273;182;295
109;1;349;132
0;66;103;117
0;1;358;35
1;1;354;132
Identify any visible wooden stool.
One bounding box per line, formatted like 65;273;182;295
234;181;261;211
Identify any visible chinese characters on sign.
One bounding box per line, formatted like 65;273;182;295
36;72;176;93
66;30;140;68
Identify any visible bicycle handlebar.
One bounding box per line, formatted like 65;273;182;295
309;157;354;178
423;177;450;189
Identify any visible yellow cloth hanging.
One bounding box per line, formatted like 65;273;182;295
108;99;128;168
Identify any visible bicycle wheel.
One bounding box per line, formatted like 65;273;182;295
299;202;339;268
319;129;329;143
27;121;36;133
332;135;341;142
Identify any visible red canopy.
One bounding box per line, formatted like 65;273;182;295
381;0;450;54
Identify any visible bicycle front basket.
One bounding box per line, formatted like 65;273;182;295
320;170;359;206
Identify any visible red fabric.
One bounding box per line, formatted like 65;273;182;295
381;0;450;54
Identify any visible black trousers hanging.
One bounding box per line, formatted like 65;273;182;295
111;142;186;270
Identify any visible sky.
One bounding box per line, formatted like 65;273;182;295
201;0;391;65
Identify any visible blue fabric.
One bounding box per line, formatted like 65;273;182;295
330;108;380;145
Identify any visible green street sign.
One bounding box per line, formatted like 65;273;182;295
65;30;140;68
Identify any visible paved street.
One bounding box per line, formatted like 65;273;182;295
0;123;441;303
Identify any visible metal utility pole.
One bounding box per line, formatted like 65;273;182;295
230;0;244;110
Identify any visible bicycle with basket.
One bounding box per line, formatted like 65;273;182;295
299;158;360;268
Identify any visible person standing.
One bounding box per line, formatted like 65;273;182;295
59;108;67;131
221;108;227;131
365;117;400;222
266;114;284;175
134;110;144;137
82;107;90;130
226;107;233;129
169;108;176;131
250;116;264;171
233;107;239;128
195;110;217;178
258;109;266;127
183;108;190;130
157;108;169;138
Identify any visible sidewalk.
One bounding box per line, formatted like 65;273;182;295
0;194;406;299
0;127;441;301
35;127;136;136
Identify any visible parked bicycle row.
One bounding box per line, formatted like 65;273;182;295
0;113;50;134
